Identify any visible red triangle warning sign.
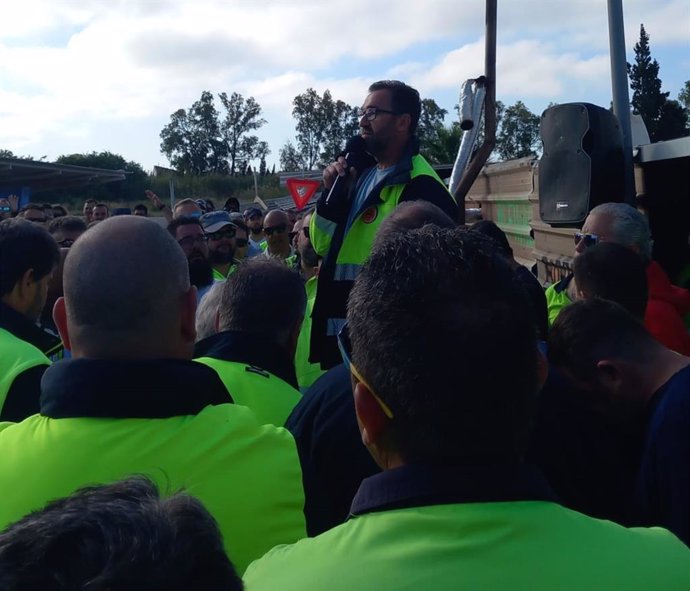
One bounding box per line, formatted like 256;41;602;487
287;178;321;210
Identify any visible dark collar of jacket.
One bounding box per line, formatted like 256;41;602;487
0;300;62;356
350;463;557;516
194;329;299;390
40;358;232;419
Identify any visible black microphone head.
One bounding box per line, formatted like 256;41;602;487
344;135;367;154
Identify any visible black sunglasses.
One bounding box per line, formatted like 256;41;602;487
207;228;236;241
302;226;310;240
264;224;288;236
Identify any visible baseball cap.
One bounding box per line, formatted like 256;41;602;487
244;207;263;219
200;211;236;234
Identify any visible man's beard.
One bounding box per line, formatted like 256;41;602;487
209;247;235;265
250;227;263;237
299;242;320;268
188;258;214;288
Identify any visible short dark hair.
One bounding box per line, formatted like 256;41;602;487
94;203;109;211
218;258;306;346
18;203;43;214
134;203;148;214
0;476;242;591
167;216;203;237
48;215;87;236
84;198;97;206
51;204;68;217
373;201;455;249
469;220;513;258
0;218;60;297
348;227;539;463
368;80;422;134
573;242;648;320
548;298;654;382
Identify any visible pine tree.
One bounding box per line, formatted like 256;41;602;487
627;24;669;141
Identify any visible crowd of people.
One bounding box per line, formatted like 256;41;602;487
0;79;689;589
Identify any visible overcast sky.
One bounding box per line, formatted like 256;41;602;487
0;0;687;172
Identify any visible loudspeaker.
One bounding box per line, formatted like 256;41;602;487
539;103;625;227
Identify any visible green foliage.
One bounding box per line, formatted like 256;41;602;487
38;151;147;205
496;101;541;160
423;123;462;165
160;91;267;175
627;24;686;141
291;89;359;170
417;98;448;155
279;141;305;172
679;81;690;111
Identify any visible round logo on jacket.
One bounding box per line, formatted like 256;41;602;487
361;206;378;224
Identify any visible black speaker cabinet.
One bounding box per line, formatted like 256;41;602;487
539;103;625;227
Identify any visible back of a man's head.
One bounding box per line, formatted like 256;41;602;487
348;227;539;464
373;200;455;249
61;216;191;357
588;203;653;264
548;298;655;383
0;218;59;300
573;242;648;320
469;220;514;259
0;476;242;591
218;258;306;348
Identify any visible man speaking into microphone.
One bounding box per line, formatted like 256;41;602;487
309;80;458;368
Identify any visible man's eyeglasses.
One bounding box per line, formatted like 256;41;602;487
357;107;400;121
235;238;248;248
574;232;599;249
337;323;394;419
177;235;208;249
264;224;288;236
207;228;236;241
57;238;76;248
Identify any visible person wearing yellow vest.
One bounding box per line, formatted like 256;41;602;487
0;218;61;421
309;80;458;369
0;217;306;575
294;212;325;392
245;227;690;590
200;210;240;281
195;257;305;426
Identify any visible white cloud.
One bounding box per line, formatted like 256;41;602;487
0;0;686;169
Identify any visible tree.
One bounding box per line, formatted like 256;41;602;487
679;81;690;112
291;89;359;169
218;92;266;175
160;91;227;175
423;123;462;165
626;24;684;141
496;101;540;160
279;141;305;172
160;91;267;175
320;92;359;167
417;99;448;155
656;100;689;140
292;89;328;170
50;151;147;203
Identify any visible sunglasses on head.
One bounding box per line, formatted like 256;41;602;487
337;323;394;419
574;232;599;249
263;224;287;236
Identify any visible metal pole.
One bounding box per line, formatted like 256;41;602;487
453;0;497;224
607;0;636;206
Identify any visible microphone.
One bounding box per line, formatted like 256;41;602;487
325;136;371;204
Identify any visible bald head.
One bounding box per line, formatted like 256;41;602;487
60;216;194;358
263;210;289;227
